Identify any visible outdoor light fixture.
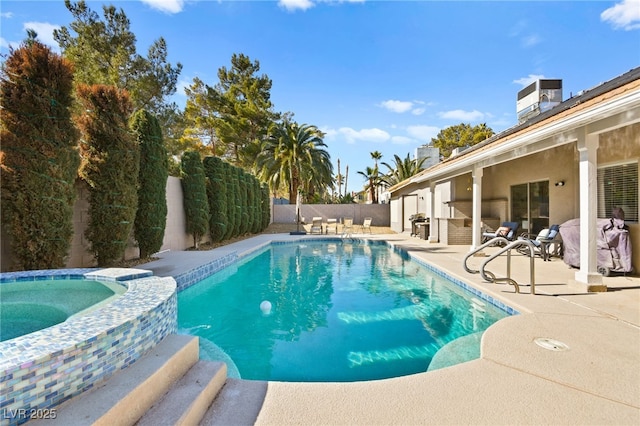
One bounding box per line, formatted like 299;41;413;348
555;180;565;187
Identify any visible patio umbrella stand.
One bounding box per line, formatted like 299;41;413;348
290;192;307;235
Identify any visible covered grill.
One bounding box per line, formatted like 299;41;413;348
559;217;633;276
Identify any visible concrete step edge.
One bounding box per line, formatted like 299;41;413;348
34;334;199;426
137;360;227;426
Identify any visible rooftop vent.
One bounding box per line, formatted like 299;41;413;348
517;79;562;123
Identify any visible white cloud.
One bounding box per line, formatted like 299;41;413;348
23;22;59;49
406;125;439;141
1;12;14;19
141;0;186;14
176;78;191;97
0;37;9;49
279;0;315;12
379;99;428;115
379;100;414;113
601;0;640;30
513;74;545;87
337;127;390;144
438;109;485;122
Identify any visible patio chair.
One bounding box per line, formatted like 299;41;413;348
517;224;561;261
342;217;354;237
326;218;338;234
358;217;373;234
481;221;519;244
310;217;323;235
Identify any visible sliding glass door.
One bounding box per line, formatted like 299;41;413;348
511;181;549;235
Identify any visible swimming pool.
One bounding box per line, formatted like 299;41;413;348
0;278;126;341
178;239;513;382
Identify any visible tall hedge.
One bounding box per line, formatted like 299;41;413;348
131;109;168;258
0;37;79;270
252;177;262;234
203;156;227;242
232;167;243;237
77;84;138;266
246;174;256;234
238;171;249;235
222;161;236;240
181;151;209;248
261;183;270;230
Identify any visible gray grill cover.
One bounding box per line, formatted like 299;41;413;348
559;218;633;273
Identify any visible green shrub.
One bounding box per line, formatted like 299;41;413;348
261;183;270;230
0;37;79;270
203;156;227;242
77;84;138;266
131;109;168;258
181;151;210;248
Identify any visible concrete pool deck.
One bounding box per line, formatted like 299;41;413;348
141;232;640;425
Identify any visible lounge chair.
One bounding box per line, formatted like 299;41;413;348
342;217;354;237
310;217;323;235
517;224;561;261
326;218;338;234
481;221;519;244
358;217;373;234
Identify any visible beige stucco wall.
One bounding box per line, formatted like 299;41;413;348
1;176;212;271
161;176;211;252
273;204;390;227
480;143;577;225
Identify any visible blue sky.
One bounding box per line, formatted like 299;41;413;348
1;0;639;194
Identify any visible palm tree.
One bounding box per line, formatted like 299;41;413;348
357;166;381;204
370;151;382;168
381;153;428;187
257;120;333;203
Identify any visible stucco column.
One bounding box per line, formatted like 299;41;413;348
428;182;438;242
574;131;605;291
470;166;484;251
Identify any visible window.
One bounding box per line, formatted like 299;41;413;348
597;162;638;222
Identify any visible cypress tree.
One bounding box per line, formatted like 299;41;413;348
222;161;236;240
246;174;256;234
252;177;262;233
0;35;79;270
131;109;168;258
77;84;138;266
238;171;249;235
203;156;227;242
261;183;270;230
181;151;209;248
233;166;243;237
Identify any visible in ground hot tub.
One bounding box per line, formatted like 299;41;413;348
0;268;177;426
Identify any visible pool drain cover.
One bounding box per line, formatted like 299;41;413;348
534;338;569;351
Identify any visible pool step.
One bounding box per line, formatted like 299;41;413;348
31;334;227;426
137;360;227;426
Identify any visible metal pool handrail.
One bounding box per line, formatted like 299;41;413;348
463;238;538;294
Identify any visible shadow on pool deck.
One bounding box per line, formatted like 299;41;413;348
141;232;640;425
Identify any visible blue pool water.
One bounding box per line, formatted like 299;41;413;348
178;240;510;382
0;279;125;342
